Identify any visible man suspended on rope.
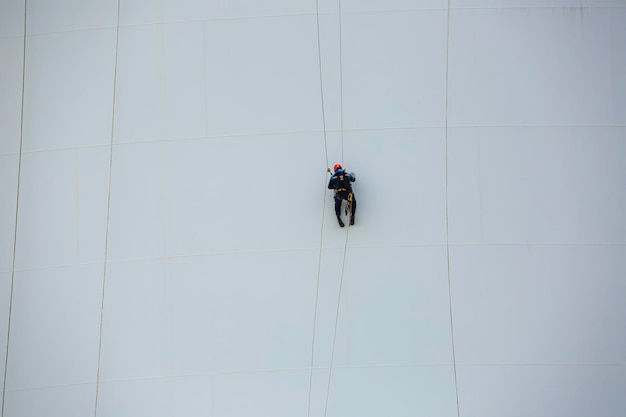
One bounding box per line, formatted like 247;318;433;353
328;163;356;227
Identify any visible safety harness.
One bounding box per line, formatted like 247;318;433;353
335;174;351;193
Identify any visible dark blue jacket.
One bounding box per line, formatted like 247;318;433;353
328;171;355;192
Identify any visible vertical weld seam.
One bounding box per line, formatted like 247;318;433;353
1;1;28;415
93;1;121;415
202;23;209;137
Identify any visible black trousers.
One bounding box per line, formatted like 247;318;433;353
334;191;356;217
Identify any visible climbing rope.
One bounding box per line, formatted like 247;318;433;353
308;1;349;416
306;0;333;416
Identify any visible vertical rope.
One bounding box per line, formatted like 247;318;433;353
307;1;332;416
307;175;330;417
338;0;345;162
323;226;349;417
322;1;349;414
93;1;122;415
315;0;330;169
1;2;28;415
444;2;462;417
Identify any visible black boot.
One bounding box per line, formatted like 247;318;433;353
350;215;355;226
337;216;345;227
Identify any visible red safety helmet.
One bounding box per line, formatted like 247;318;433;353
333;163;342;171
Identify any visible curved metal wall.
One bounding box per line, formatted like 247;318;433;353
1;1;625;416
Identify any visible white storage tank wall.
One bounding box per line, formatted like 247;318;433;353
447;3;626;416
0;0;625;416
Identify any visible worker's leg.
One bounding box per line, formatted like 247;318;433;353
334;194;345;227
